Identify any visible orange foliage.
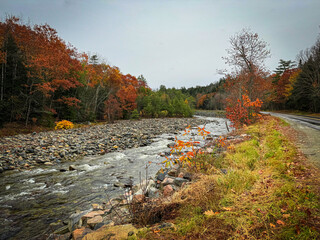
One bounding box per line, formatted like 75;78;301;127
162;125;222;171
226;94;263;129
56;97;81;109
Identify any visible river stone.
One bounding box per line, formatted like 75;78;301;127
163;185;174;197
72;227;93;240
68;210;91;232
161;177;175;186
167;168;178;177
93;222;106;231
147;187;160;198
49;232;71;240
87;215;103;229
173;177;188;187
157;173;166;181
26;148;34;154
82;210;104;219
82;224;137;240
146;179;156;192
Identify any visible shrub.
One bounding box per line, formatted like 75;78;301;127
159;110;168;118
226;94;263;129
55;120;74;130
130;109;140;120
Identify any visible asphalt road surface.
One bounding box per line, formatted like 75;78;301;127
262;112;320;131
263;112;320;169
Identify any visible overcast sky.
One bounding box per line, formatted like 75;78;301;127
1;0;319;89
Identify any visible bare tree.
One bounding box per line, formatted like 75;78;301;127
223;28;271;72
223;28;271;99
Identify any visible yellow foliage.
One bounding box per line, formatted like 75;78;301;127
55;120;74;130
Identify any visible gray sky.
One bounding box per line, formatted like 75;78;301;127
1;0;319;89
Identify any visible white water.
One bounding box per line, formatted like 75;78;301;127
0;116;230;240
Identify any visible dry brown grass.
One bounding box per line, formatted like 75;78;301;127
0;122;52;137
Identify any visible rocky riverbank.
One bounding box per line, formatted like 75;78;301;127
0;118;210;173
49;164;195;240
50;131;250;240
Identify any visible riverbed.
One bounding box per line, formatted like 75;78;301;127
0;116;229;240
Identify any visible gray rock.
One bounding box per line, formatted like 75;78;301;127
68;210;91;232
167;168;178;177
161;177;175;186
26;148;34;154
183;172;193;181
157;173;166;181
94;222;105;230
173;177;188;187
147;187;160;198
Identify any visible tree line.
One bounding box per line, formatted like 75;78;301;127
1;16;318;130
0;16;193;128
177;30;320;115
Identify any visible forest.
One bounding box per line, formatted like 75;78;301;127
0;16;319;129
0;17;193;128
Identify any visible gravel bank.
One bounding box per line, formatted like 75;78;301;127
0;118;210;172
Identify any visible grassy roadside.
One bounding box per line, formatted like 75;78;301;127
138;116;320;239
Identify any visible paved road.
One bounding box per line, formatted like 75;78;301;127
263;111;320;169
262;112;320;131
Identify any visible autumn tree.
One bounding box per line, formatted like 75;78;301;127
291;36;320;112
0;16;83;126
0;15;196;128
223;28;270;128
268;59;301;110
223;28;271;100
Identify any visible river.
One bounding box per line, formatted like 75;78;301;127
0;116;229;240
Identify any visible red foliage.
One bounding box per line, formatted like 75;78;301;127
104;95;122;122
56;97;81;109
226;94;263;129
272;68;301;104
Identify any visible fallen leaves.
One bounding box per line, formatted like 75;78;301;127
270;220;286;228
204;210;220;217
222;207;232;211
276;220;286;226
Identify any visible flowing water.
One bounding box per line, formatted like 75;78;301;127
0;116;229;240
